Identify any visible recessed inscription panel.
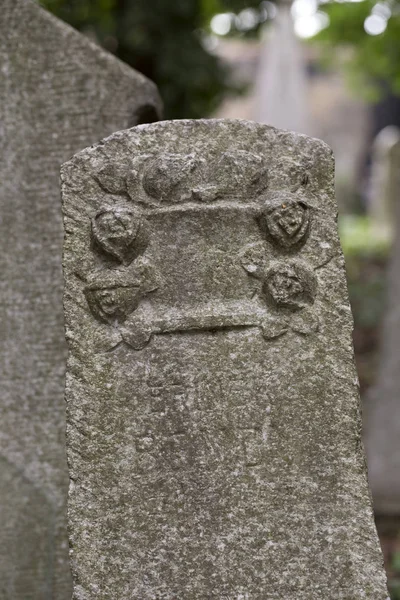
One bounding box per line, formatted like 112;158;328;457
62;120;388;599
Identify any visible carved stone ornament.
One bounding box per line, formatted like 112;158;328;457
192;150;268;202
84;259;158;325
92;207;150;265
262;193;311;249
85;284;142;325
263;261;317;311
239;246;319;338
142;153;198;201
260;307;320;339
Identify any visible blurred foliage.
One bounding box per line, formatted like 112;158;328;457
339;215;391;256
39;0;268;119
314;0;400;101
389;549;400;599
339;215;390;393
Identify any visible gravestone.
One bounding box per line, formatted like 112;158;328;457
62;119;388;599
254;1;310;134
366;131;400;515
0;0;161;597
368;125;400;242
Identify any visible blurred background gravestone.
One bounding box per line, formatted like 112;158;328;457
365;129;400;515
367;126;400;243
0;0;161;597
254;1;310;134
62;119;388;599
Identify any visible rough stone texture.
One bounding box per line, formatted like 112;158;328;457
0;1;161;597
365;135;400;515
62;119;388;599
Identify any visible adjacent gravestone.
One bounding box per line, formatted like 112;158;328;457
0;1;161;597
368;125;400;242
62;119;388;599
366;132;400;515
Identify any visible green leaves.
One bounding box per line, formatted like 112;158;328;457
314;0;400;100
39;0;267;118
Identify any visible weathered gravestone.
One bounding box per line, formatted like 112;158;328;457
0;0;161;597
62;120;388;599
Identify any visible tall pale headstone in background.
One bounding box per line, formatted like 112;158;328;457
0;0;161;597
254;2;310;134
62;119;388;599
366;129;400;515
368;125;400;242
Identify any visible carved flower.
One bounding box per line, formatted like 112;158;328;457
92;207;150;266
263;261;317;311
85;284;142;325
262;194;310;249
260;307;319;340
85;259;159;325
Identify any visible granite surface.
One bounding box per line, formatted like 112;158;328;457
0;1;161;597
62;119;388;599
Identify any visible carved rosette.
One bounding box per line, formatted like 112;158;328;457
263;262;317;311
92;207;150;266
240;250;319;339
85;203;157;326
85;260;158;325
239;189;322;339
261;193;311;250
260;261;319;339
85;284;141;325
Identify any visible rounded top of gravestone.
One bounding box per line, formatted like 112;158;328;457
373;125;400;151
62;119;334;213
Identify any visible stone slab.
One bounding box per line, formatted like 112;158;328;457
366;137;400;514
62;119;388;599
0;1;161;597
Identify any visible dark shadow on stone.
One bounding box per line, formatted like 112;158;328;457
129;103;161;127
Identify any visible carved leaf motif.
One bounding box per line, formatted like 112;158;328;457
260;314;289;339
132;260;160;295
262;195;310;249
290;308;319;335
191;185;221;203
95;164;129;194
92;207;150;265
239;242;267;280
142;153;198;201
121;321;153;350
93;328;123;353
